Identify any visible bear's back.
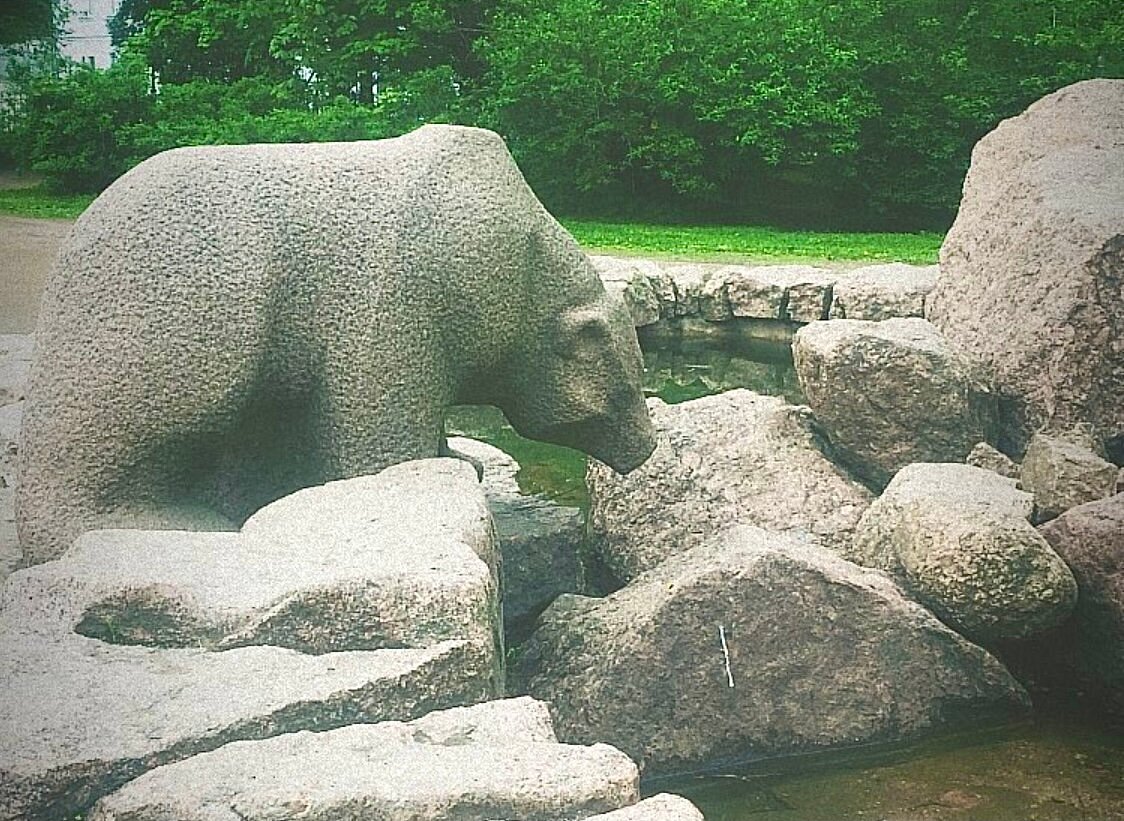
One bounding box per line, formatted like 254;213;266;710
31;126;545;388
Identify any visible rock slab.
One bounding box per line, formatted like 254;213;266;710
586;795;704;820
0;459;501;821
927;79;1124;454
516;525;1029;776
793;318;997;487
1037;494;1124;719
90;698;647;821
591;256;940;330
831;263;938;321
851;463;1077;643
588;390;873;583
1020;433;1119;520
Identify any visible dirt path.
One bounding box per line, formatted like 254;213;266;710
0;215;73;334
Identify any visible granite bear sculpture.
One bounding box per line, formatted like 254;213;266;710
17;125;656;564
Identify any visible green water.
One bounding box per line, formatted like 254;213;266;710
446;334;800;507
446;403;591;507
661;715;1124;820
641;334;803;406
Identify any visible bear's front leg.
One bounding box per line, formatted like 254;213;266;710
309;337;452;480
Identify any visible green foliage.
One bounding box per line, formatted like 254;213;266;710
272;0;493;102
5;0;1120;227
850;0;1124;219
110;0;292;83
0;0;57;45
1;53;459;193
479;0;878;212
2;58;153;191
480;0;1121;226
110;0;493;101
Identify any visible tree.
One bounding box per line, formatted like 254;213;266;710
109;0;293;84
478;0;879;221
110;0;495;103
850;0;1124;222
270;0;494;103
0;0;58;45
479;0;1121;226
4;55;152;190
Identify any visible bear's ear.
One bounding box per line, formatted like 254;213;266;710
560;305;611;354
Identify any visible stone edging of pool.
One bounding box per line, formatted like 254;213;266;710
592;255;938;340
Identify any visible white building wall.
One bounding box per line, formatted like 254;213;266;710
59;0;122;69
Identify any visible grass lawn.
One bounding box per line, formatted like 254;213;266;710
0;187;943;264
562;219;942;265
0;187;96;220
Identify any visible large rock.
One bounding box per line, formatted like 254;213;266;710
1020;433;1119;520
830;263;938;320
966;441;1019;479
588;390;873;583
851;463;1077;643
17;124;655;564
89;698;645;821
927;80;1124;455
448;436;586;637
0;459;501;821
515;525;1029;776
1035;494;1124;718
793;318;997;487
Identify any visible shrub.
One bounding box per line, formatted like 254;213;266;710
3;58;152;191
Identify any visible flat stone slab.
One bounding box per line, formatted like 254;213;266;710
586;794;704;820
90;698;644;821
593;256;941;329
726;265;835;322
591;257;840;325
0;459;501;820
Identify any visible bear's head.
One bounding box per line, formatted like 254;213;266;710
497;294;657;474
